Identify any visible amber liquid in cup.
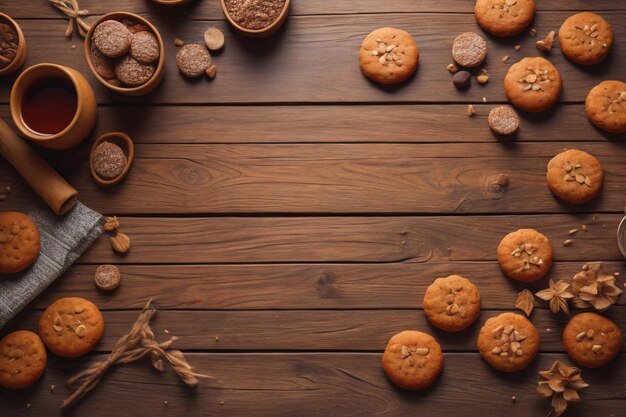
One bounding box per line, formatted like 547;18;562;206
21;78;77;136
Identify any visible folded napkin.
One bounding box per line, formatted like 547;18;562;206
0;202;103;328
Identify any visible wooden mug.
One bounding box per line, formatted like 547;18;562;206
10;63;97;149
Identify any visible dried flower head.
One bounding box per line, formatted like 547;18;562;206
537;361;588;416
535;280;574;315
515;289;535;316
571;262;623;311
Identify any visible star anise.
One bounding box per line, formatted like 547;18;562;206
537;361;588;416
571;262;623;311
515;289;535;316
535;280;574;315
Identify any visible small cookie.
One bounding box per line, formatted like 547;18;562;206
381;330;443;390
497;229;553;283
0;330;47;389
452;32;487;68
559;12;613;65
359;27;419;85
0;211;40;274
488;106;520;135
504;57;562;112
423;275;481;332
475;0;535;38
115;56;155;86
92;19;132;58
94;264;121;291
92;142;127;180
38;297;105;358
585;80;626;133
563;312;622;368
477;312;540;372
176;44;212;78
130;31;160;64
547;149;603;204
90;47;116;79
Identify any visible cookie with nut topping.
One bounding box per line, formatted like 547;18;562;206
474;0;535;38
0;330;47;389
477;312;540;372
559;12;613;65
381;330;443;390
423;275;481;332
38;297;105;358
585;80;626;133
547;149;604;205
563;312;622;368
504;57;562;112
359;27;419;85
497;228;553;283
0;211;40;274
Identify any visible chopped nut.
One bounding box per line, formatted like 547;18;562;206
511;396;517;403
476;69;489;85
568;228;579;235
591;344;602;353
174;37;184;47
414;347;429;356
514;44;521;51
110;232;131;254
536;31;555;52
74;324;87;338
50;384;55;393
447;63;458;73
467;104;476;117
401;345;410;358
563;239;573;246
482;97;487;103
103;216;120;232
581;224;588;232
164;401;168;406
206;64;217;79
501;55;509;62
529;28;537;38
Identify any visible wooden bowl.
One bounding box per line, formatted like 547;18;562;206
221;0;290;37
150;0;193;5
0;12;27;76
84;12;165;96
90;132;134;188
618;216;626;260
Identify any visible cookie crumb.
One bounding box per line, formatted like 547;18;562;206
447;63;458;73
476;69;489;85
581;224;588;232
206;64;217;79
563;239;573;246
164;329;169;334
467;104;476;117
164;401;168;406
50;384;55;393
0;194;5;201
71;44;76;50
501;55;509;62
220;401;225;405
26;403;31;409
215;335;220;342
5;186;11;193
529;28;537;38
511;396;517;403
514;44;521;51
536;31;555;52
174;37;184;47
568;229;579;235
482;97;487;103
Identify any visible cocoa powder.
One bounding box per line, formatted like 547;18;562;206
224;0;286;30
0;19;18;68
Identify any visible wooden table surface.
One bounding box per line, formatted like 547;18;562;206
1;1;625;416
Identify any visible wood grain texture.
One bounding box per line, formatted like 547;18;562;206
1;12;625;104
0;353;623;417
28;262;626;310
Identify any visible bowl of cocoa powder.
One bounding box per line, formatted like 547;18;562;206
221;0;291;37
0;13;26;76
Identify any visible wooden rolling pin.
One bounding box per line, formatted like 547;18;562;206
0;118;77;214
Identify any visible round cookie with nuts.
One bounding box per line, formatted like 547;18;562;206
547;149;604;205
423;275;481;332
477;312;540;372
452;32;487;68
381;330;443;390
38;297;105;358
0;211;40;274
474;0;535;38
0;330;47;389
504;57;562;112
563;312;622;368
559;12;613;65
359;27;419;85
497;228;553;283
585;80;626;133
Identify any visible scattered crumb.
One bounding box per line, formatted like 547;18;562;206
50;384;55;393
0;194;5;201
569;229;579;236
5;186;10;192
536;31;555;52
501;55;509;62
26;403;31;409
514;44;521;51
206;64;217;79
164;401;168;406
220;401;225;405
482;97;487;103
563;239;573;246
476;69;489;85
164;329;169;334
467;104;476;117
511;396;517;403
615;272;621;277
174;37;184;47
447;63;458;73
529;27;537;38
592;215;599;220
546;328;551;332
582;264;589;271
581;224;588;232
215;335;220;342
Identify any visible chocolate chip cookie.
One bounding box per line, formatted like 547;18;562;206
497;228;553;283
474;0;535;38
504;57;562;112
359;27;419;85
0;330;47;389
563;312;622;368
585;80;626;133
547;149;604;204
559;12;613;65
423;275;481;332
0;211;40;274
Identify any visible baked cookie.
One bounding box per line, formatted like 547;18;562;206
0;211;40;274
488;106;520;135
585;80;626;133
359;27;419;85
38;297;105;358
115;56;155;87
423;275;481;332
563;312;622;368
558;12;613;65
92;19;132;58
475;0;535;38
547;149;603;204
504;57;562;112
0;330;47;389
381;330;443;390
130;31;160;64
497;229;553;283
452;32;487;68
477;312;540;372
176;44;212;79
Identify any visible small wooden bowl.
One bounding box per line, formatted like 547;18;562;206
618;216;626;260
90;132;134;188
221;0;290;37
84;12;165;96
150;0;193;5
0;12;27;76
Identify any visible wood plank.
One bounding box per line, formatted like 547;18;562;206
2;142;626;214
28;262;626;310
0;353;623;417
2;13;625;104
6;309;626;352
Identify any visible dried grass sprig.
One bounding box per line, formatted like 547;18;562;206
48;0;91;38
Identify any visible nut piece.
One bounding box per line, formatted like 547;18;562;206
447;63;458;73
74;324;87;338
501;55;509;62
103;216;120;232
174;37;184;47
110;232;131;254
206;64;217;79
476;69;489;85
401;345;410;358
467;104;476;117
204;27;225;51
536;31;555;52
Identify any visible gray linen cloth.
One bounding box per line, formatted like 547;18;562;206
0;202;103;328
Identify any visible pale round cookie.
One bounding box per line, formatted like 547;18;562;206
381;330;443;390
477;312;540;372
497;228;553;283
115;56;155;86
547;149;603;205
563;312;622;368
130;31;160;64
38;297;105;358
0;211;40;274
423;275;481;332
475;0;535;38
92;19;132;58
585;80;626;133
176;44;212;78
558;12;613;65
359;27;419;85
90;46;116;79
488;106;520;135
452;32;487;68
504;57;562;112
0;330;47;389
94;264;121;291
